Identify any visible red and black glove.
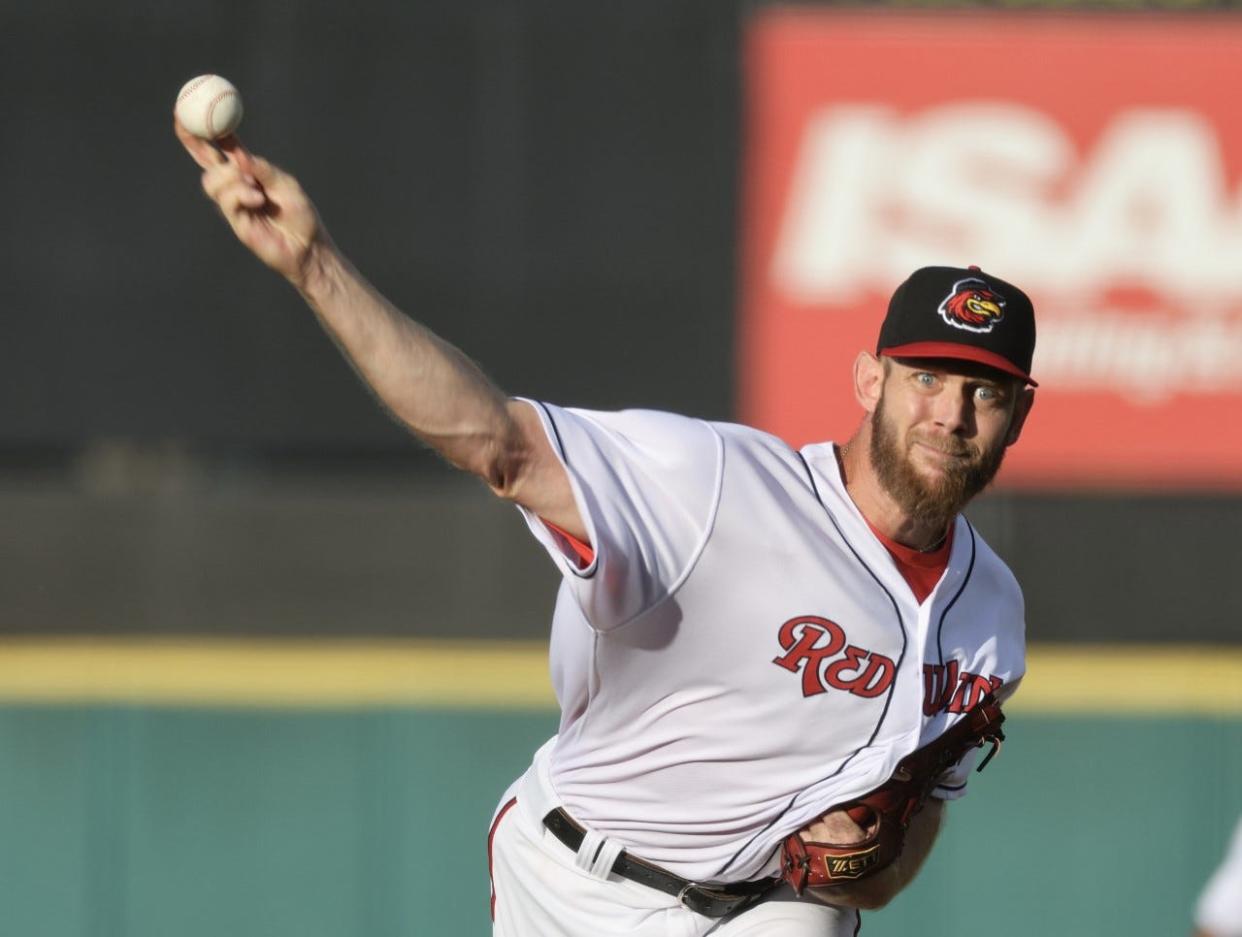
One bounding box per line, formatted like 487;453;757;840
781;695;1006;893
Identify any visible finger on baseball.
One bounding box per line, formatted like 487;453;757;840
217;135;269;185
220;138;282;184
249;155;280;186
174;117;226;171
200;161;247;201
209;174;266;214
218;180;267;215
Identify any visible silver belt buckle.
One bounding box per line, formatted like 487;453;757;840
676;881;700;909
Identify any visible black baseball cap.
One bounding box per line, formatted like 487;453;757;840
877;265;1037;386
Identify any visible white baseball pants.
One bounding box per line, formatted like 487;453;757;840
488;741;859;937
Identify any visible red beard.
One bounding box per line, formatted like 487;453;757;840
868;395;1007;524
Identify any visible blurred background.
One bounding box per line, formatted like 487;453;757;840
2;1;1240;935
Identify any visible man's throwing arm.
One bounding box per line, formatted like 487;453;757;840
174;122;582;539
295;249;580;531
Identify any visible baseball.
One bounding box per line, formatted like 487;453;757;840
175;74;244;140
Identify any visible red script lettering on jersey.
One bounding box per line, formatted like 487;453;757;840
922;662;1003;716
772;616;897;699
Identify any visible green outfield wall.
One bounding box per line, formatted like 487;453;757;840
2;702;1238;937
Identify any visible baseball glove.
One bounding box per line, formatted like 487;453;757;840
781;694;1005;894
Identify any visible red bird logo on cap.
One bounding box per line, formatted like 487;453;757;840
938;278;1006;334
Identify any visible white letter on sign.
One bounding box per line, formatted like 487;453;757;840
773;107;897;304
895;103;1072;284
1059;110;1237;298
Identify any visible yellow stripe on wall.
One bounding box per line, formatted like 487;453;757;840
0;638;556;710
0;639;1238;714
1020;644;1242;715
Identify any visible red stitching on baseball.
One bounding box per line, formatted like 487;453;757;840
205;90;237;137
177;75;213;105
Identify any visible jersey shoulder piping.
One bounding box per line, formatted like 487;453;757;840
538;401;728;629
533;400;598;581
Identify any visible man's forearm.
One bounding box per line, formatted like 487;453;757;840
296;245;521;482
808;799;945;910
174;131;575;523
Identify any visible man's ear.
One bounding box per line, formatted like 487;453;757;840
1005;388;1036;447
854;352;885;415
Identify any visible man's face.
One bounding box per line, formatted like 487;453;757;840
868;358;1024;523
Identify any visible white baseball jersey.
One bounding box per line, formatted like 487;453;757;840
1197;816;1242;937
511;401;1025;884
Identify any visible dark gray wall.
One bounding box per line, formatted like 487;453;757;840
2;0;1238;643
3;0;738;448
4;473;1238;644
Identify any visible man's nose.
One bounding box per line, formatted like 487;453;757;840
931;388;972;435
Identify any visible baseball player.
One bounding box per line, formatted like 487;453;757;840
1195;816;1242;937
177;122;1033;936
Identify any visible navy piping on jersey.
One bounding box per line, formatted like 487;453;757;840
934;519;977;667
853;908;862;935
535;400;568;461
534;400;597;581
793;450;909;783
714;451;910;878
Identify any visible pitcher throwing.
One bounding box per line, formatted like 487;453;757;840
176;108;1034;936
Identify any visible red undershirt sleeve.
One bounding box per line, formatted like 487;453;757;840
543;519;595;569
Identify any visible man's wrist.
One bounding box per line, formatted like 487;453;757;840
293;242;346;303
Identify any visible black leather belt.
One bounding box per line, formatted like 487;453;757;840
542;808;778;919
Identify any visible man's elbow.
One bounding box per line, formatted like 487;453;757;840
477;437;536;502
441;411;531;497
463;402;526;496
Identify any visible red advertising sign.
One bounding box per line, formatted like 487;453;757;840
741;11;1242;488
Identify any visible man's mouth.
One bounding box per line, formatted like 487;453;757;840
912;439;972;461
